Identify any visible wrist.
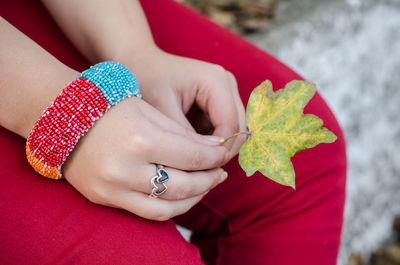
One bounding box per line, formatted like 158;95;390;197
90;33;161;66
105;45;168;87
105;44;164;70
12;67;79;139
26;61;141;179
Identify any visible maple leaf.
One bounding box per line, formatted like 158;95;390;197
238;80;337;189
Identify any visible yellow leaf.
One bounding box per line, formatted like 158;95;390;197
238;80;337;189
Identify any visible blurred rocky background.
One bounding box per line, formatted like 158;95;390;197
348;216;400;265
177;0;400;264
176;0;276;33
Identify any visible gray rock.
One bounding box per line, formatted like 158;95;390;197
177;0;275;32
371;244;400;265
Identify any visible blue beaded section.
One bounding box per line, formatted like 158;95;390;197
79;61;141;105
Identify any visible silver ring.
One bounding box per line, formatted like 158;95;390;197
149;165;169;198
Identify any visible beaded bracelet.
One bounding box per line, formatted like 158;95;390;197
26;61;141;179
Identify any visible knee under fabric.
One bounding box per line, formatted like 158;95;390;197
26;61;141;179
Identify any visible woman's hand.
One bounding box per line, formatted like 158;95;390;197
42;0;246;161
126;48;247;162
63;97;229;221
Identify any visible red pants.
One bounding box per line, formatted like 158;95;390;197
0;0;346;264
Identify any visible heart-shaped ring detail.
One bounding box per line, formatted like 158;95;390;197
150;167;169;197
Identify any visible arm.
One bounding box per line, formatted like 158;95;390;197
42;0;247;160
0;17;78;138
41;0;156;64
0;18;228;220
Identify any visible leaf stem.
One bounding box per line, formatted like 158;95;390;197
220;131;253;146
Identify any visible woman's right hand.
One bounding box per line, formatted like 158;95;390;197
62;96;229;221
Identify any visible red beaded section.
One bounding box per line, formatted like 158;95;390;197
26;77;110;179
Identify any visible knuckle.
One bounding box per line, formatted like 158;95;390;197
212;65;236;85
210;151;226;168
232;121;240;134
149;207;174;221
225;71;240;94
129;134;151;154
211;173;222;188
189;150;203;169
102;163;124;184
201;64;226;86
217;150;227;166
182;128;197;142
86;195;100;205
85;192;99;204
212;64;226;74
226;70;237;85
86;185;109;205
239;133;247;145
174;184;192;200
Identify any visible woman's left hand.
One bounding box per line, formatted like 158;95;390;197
126;48;247;163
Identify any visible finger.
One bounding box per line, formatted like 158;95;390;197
167;102;195;131
226;71;247;158
115;189;207;221
195;67;240;151
137;99;224;146
126;165;226;201
148;125;228;170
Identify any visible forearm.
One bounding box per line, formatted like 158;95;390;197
0;18;78;138
41;0;159;66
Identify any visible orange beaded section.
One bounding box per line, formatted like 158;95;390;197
26;144;62;179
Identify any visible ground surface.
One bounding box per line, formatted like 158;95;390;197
245;0;400;263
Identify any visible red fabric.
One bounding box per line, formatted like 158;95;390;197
0;0;347;264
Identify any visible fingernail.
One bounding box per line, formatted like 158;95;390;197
219;171;228;183
201;135;225;146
